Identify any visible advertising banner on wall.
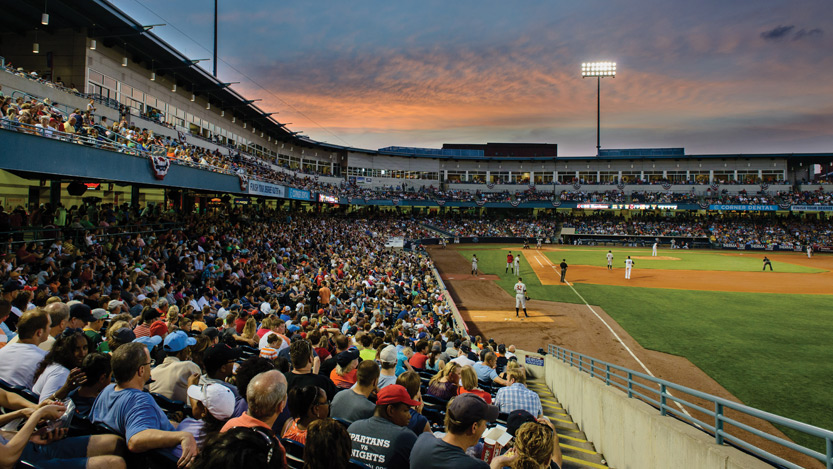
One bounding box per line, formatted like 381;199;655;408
790;205;833;212
287;188;311;201
709;204;779;211
248;180;285;198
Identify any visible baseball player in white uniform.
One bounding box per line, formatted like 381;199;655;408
652;242;658;256
807;245;813;258
471;255;478;275
513;255;520;276
514;278;529;319
536;237;542;249
606;250;614;270
625;256;634;279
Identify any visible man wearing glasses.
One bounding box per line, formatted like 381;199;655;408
90;342;198;468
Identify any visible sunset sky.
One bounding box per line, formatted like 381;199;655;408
112;0;833;156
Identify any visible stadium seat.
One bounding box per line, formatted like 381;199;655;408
0;379;39;404
94;422;177;469
496;412;509;426
150;392;190;420
332;417;352;429
422;393;448;409
281;438;305;469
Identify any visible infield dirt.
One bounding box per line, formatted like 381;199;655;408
427;245;822;468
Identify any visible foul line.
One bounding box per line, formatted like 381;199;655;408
531;251;695;423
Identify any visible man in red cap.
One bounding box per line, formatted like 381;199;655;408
347;384;419;469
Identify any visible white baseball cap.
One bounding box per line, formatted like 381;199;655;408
187;383;235;421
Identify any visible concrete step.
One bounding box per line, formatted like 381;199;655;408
527;379;609;469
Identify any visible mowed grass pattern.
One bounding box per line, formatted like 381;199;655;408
457;245;833;452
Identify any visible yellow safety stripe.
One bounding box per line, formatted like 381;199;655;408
562;455;609;469
560;443;598;455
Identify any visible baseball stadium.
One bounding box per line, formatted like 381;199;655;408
0;1;832;468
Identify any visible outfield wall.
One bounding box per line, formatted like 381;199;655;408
531;352;771;469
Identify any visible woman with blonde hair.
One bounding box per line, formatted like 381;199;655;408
427;361;461;400
166;305;180;331
511;420;562;469
240;316;257;343
457;365;492;403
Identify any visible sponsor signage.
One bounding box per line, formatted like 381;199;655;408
248;180;285;198
577;203;679;210
709;204;779;211
287;188;311;201
318;194;338;204
576;203;610;209
791;205;833;212
525;356;545;367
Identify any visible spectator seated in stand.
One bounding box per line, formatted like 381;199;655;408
330;360;379;424
347;384;419;469
90;342;198;466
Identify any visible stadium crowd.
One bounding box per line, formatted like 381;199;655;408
0;204;568;469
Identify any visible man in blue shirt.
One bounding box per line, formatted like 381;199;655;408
494;367;542;418
473;352;509;387
91;342;197;467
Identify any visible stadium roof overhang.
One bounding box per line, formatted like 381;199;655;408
2;0;293;142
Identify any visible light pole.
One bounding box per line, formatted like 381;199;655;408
581;61;616;155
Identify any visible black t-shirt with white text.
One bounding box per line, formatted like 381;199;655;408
347;416;417;469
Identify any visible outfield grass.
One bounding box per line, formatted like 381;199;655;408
460;245;833;453
458;244;826;273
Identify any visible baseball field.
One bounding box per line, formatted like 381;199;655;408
428;244;833;459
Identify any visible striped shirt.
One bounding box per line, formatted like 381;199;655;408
133;323;151;338
260;347;278;360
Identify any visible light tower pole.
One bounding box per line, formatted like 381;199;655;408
581;62;616;156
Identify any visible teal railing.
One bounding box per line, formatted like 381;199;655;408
547;344;833;469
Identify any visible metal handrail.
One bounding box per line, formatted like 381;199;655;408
547;344;833;469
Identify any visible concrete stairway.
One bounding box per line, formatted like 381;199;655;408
526;379;609;469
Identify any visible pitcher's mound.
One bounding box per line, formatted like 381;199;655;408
632;256;680;260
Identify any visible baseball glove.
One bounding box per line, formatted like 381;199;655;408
524;296;530;301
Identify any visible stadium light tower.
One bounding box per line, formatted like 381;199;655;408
581;61;616;155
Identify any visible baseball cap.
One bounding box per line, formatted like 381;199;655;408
202;327;220;340
506;409;537;436
204;344;242;370
376;385;420;406
91;308;108;320
164;330;197;353
108;299;125;311
379;345;397;364
149;321;168;338
187;383;235;420
460;344;471;354
113;327;136;343
336;349;360;368
2;280;21;293
448;393;499;424
133;335;163;349
70;304;95;323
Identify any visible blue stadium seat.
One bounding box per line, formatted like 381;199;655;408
0;378;39;404
281;438;305;469
150;392;191;420
332;417;352;429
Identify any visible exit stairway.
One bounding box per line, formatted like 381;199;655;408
526;379;609;469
